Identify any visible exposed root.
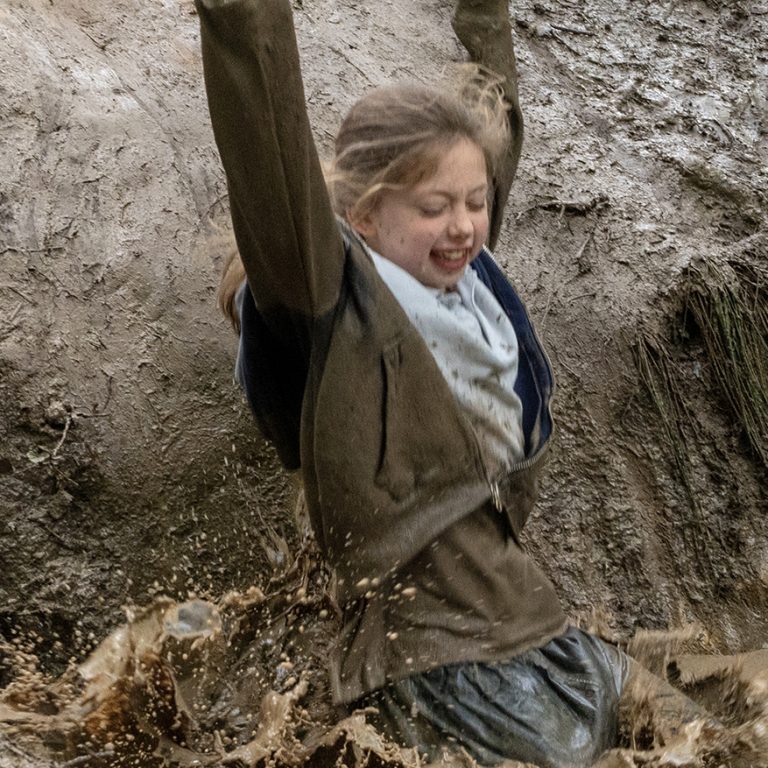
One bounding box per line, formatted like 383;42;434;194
632;242;768;598
633;333;698;506
635;243;768;472
683;253;768;467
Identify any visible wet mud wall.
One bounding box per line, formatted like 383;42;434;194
0;0;294;665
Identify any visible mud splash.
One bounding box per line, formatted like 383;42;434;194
2;549;767;768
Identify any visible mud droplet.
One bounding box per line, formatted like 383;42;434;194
163;600;221;639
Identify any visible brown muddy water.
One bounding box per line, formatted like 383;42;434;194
1;545;767;768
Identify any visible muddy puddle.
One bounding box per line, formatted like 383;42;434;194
1;543;766;768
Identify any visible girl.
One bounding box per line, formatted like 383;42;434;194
196;0;641;764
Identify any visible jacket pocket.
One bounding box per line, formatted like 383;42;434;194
372;332;485;503
375;340;415;501
497;452;546;541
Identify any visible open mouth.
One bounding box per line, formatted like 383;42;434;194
430;248;470;272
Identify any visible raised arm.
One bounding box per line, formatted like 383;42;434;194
196;0;344;347
452;0;523;250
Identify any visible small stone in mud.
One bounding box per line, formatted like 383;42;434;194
44;400;70;429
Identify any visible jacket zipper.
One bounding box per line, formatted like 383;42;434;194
489;446;548;513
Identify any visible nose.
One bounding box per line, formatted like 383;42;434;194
448;205;473;242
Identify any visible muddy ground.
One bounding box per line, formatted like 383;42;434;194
1;0;766;765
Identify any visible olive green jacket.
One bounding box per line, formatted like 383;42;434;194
196;0;566;703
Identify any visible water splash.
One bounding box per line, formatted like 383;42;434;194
1;554;767;767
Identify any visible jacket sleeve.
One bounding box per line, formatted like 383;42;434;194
452;0;523;250
196;0;344;350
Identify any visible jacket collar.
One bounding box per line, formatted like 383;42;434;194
471;248;554;455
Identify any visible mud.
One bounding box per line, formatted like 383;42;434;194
1;550;767;767
1;0;766;765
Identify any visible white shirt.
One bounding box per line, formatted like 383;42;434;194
371;251;526;475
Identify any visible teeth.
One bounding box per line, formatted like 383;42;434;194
438;250;465;261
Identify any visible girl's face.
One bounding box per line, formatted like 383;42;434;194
354;139;490;290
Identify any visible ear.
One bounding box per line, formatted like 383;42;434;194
347;208;378;243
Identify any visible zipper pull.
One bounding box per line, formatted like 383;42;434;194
490;480;502;513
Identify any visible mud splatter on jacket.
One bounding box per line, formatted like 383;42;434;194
196;0;567;703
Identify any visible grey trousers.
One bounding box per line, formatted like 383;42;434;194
355;627;630;768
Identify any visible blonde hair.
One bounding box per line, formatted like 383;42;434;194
218;245;246;334
219;67;510;331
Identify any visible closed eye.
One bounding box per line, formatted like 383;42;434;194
419;205;447;217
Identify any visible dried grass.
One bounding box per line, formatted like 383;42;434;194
634;248;768;487
683;258;768;467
